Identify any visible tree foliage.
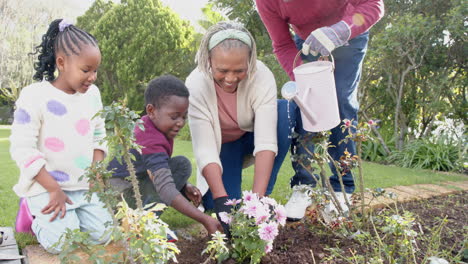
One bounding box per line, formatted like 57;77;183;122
198;3;227;31
77;0;198;111
0;0;66;105
360;0;466;150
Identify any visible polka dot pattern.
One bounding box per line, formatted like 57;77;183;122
24;155;43;168
47;100;67;116
44;137;65;152
94;129;104;137
49;170;70;182
75;119;90;136
74;155;91;170
14;108;31;124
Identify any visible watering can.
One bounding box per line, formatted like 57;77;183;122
281;52;341;132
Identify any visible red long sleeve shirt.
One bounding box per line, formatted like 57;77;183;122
256;0;385;79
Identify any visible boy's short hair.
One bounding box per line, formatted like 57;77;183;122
145;75;190;108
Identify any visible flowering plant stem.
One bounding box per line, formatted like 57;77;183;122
299;140;349;220
122;140;143;209
356;141;366;221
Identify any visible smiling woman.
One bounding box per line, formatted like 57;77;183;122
185;21;301;237
210;46;249;93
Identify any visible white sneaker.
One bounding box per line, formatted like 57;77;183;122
285;184;314;221
322;192;352;224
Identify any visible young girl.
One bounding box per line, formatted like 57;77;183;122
9;19;112;253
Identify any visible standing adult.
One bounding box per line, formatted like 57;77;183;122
256;0;385;220
185;21;295;232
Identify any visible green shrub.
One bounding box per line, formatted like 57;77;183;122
389;135;461;171
362;139;392;162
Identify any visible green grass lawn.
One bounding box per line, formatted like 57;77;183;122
0;125;466;245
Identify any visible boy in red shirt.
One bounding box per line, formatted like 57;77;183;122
109;75;222;238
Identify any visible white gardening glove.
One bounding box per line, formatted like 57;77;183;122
302;21;351;56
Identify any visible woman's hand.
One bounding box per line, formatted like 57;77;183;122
183;183;202;207
41;188;73;222
213;196;233;237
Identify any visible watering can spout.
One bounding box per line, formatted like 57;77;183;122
280;81;298;100
281;81;317;126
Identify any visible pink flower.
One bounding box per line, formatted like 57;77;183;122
243;203;258;218
343;119;352;127
258;222;278;242
225;198;241;206
368;120;376;126
218;212;232;224
274;206;287;226
242;190;258;202
261;196;277;207
254;205;270;224
265;242;273;253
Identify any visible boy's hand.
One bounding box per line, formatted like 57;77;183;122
202;215;223;235
41;188;73;222
183;183;202;207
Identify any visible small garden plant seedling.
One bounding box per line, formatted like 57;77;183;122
201;231;229;264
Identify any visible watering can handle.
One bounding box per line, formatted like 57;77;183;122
292;51;335;71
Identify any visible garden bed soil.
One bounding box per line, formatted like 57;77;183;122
173;191;467;264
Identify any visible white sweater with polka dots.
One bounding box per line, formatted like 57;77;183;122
10;82;107;197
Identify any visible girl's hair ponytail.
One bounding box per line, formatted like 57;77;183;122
32;19;61;81
31;19;98;81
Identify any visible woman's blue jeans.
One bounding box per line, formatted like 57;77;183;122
290;32;369;194
202;99;296;210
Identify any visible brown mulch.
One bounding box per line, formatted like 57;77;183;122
173;191;468;264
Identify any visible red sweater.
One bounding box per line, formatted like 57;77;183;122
256;0;385;79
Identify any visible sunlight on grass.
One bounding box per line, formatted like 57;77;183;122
1;126;466;249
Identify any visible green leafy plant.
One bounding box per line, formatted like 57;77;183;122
325;210;456;263
202;231;229;264
389;135;462;171
116;199;179;264
361;134;394;162
81;162;119;225
99;101;144;209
